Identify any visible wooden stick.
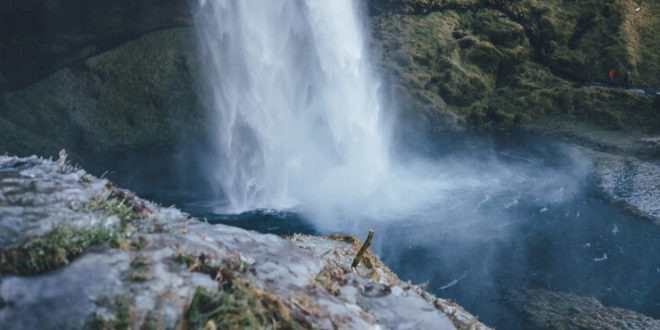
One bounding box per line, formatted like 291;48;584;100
351;230;374;268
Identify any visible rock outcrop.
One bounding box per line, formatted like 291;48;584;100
516;289;660;330
0;27;207;161
583;147;660;223
369;0;660;133
0;0;195;92
0;154;488;329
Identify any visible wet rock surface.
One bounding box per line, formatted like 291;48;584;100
0;154;111;248
582;147;660;224
291;234;485;329
0;155;486;329
369;1;660;134
516;289;660;330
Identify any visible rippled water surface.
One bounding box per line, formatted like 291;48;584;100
117;134;660;329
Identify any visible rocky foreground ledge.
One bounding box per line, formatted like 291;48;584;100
0;154;487;329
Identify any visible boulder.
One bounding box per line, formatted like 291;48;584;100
0;154;488;329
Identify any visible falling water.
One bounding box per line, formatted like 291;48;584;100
196;0;398;220
189;5;660;326
193;0;591;232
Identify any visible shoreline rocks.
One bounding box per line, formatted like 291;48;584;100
516;289;660;330
583;147;660;224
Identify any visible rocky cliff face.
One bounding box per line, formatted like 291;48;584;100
1;28;207;160
0;0;204;168
0;0;194;92
2;0;659;163
368;0;660;135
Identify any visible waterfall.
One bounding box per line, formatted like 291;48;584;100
196;0;395;219
193;0;587;231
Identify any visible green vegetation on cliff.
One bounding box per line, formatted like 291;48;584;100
0;28;208;158
0;0;192;91
1;0;658;161
371;0;660;136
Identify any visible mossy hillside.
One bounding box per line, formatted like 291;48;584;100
488;71;655;129
497;0;660;87
373;0;660;87
0;117;64;158
0;0;193;91
0;27;208;157
371;0;660;133
368;0;480;15
373;9;531;131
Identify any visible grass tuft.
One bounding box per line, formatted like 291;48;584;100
184;280;300;330
0;224;125;275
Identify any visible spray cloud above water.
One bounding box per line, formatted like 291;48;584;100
192;4;660;325
194;0;590;228
197;0;415;219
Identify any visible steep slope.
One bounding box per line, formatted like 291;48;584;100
369;0;660;138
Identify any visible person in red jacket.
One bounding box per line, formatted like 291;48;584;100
609;69;616;84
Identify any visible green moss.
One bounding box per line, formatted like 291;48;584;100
497;0;660;87
473;9;525;48
88;296;133;330
0;224;127;275
172;251;197;268
373;1;660;133
176;251;306;329
463;40;503;74
184;280;303;330
128;257;151;282
0;191;145;275
85;194;140;223
172;250;311;329
368;0;480;15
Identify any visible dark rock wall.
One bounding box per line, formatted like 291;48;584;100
0;0;208;177
0;28;208;166
0;0;195;92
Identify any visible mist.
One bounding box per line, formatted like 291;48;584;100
191;0;600;234
185;1;660;327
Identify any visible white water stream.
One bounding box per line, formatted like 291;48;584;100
194;0;591;231
195;0;415;221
